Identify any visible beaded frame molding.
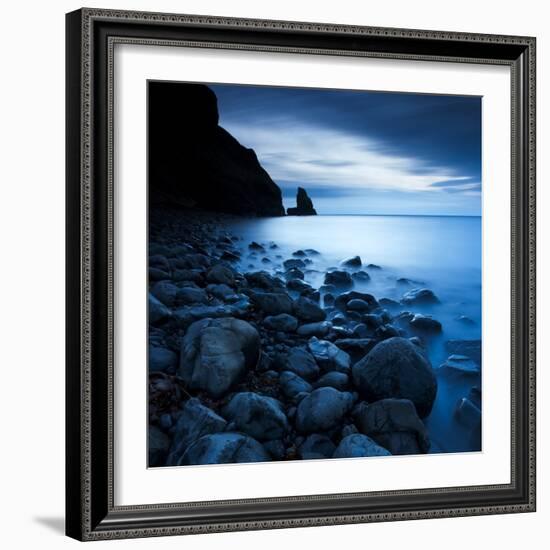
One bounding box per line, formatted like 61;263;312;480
66;7;536;541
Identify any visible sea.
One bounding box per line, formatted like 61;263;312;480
225;214;482;454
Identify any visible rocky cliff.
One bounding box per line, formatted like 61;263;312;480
287;187;317;216
149;82;285;217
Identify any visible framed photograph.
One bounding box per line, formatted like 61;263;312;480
66;8;536;541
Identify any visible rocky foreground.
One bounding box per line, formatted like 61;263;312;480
148;208;482;467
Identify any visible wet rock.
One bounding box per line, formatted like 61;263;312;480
279;371;313;400
323;293;335;307
177;286;209;305
150;280;179;307
438;355;480;377
263;313;299;332
284;267;305;281
249;290;294;315
445;340;482;366
284;348;320;381
149;425;170;466
286;279;311;293
297;321;332;337
293;296;327;322
174;301;250;327
401;288;440;306
340;256;362;268
178;317;260;397
374;324;402;340
332;434;391;458
293;250;307;257
456;315;476;325
223;392;289;441
367;264;381;270
245;271;285;292
299;434;336;459
305;249;320;256
468;386;482;408
166;399;227;465
172;268;204;284
352;271;371;283
149;345;178;373
206;264;236;286
379;297;400;310
283;258;306;270
308;337;351;373
207;283;239;302
355;398;430;455
150;254;170;271
313;371;349;391
352;337;437;418
181;433;271;465
296;387;355;433
324;270;353;290
346;299;371;312
249;242;265;251
333;338;376;363
263;439;287;460
149;293;172;325
334;291;379;312
409;313;442;333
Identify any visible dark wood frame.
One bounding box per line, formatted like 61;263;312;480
66;7;536;541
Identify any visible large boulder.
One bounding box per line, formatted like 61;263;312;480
166;398;227;465
223;392;289;441
332;434;391;458
178;317;260;397
287;187;317;215
296;387;355;433
352;337;437;418
149;82;285;216
334;291;379;312
308;337;351;374
354;399;430;455
181;433;271;465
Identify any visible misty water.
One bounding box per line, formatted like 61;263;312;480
225;214;482;454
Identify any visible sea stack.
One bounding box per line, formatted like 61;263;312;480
287;187;317;216
148;82;285;217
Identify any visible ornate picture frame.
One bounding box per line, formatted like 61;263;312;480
66;8;536;541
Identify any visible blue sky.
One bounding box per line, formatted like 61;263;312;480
210;83;482;216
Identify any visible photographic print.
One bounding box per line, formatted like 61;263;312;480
147;81;482;467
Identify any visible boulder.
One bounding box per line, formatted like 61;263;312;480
283;258;306;270
308;337;351;374
354;398;430;455
334;291;378;312
173;301;250;328
150;280;179;306
438;355;480;377
245;271;285;292
263;313;299;332
149;82;285;216
149;345;178;373
401;288;440;306
284;348;320;381
313;371;350;391
296;321;333;337
249;290;294;315
166;399;227;465
333;338;376;363
207;283;239;302
299;434;336;460
149;293;172;325
223;392;289;441
286;187;317;216
178;317;260;397
181;433;271;465
279;371;313;400
409;313;442;333
352;337;437;418
206;264;236;286
346;299;371;312
293;296;327;322
324;270;353;290
296;387;355;433
352;271;371;283
332;434;391;458
340;256;362;268
445;339;482;366
177;286;209;305
454;397;481;429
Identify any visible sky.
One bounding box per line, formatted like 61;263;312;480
210;83;482;216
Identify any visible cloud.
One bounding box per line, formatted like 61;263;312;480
223;119;473;194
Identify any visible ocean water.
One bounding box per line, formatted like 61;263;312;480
225;214;482;453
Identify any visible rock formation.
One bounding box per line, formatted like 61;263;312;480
287;187;317;215
148;82;285;216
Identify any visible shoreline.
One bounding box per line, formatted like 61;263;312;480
148;206;482;467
